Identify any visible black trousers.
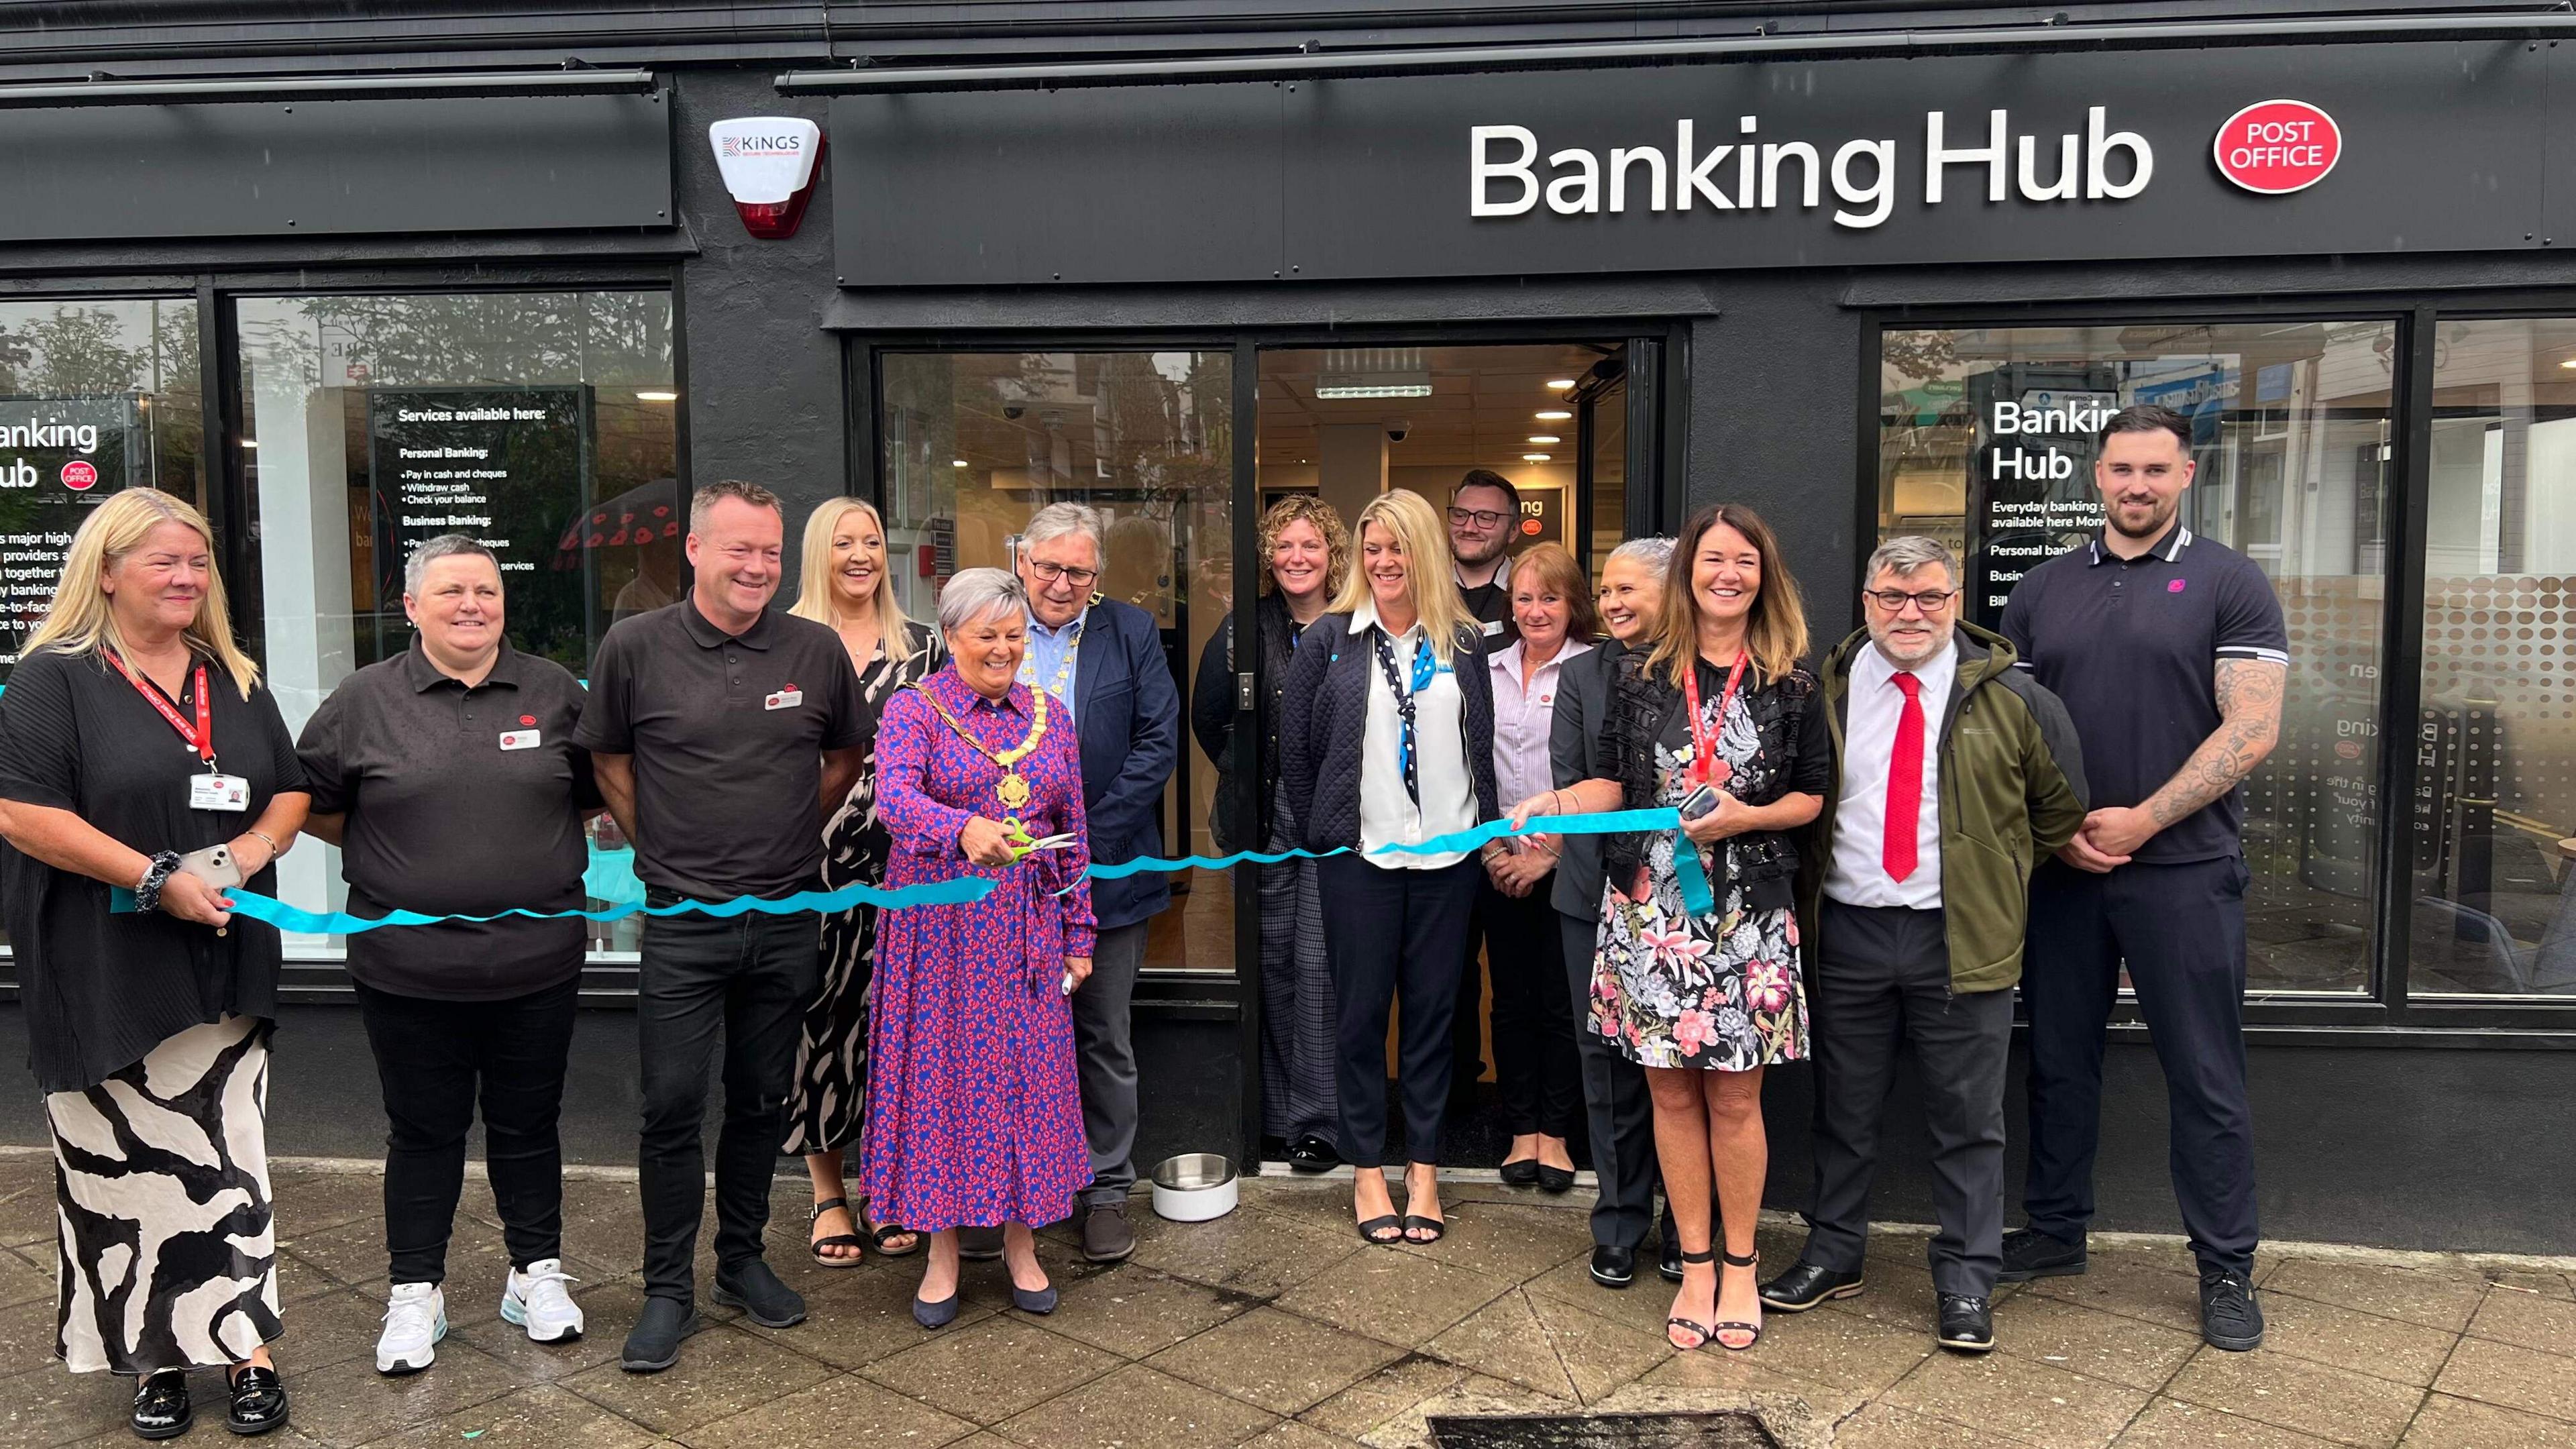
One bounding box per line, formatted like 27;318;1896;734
1319;855;1480;1169
1450;896;1489;1106
2021;855;2257;1275
1560;910;1661;1250
1802;901;2013;1297
354;975;580;1286
637;900;820;1301
1482;876;1579;1138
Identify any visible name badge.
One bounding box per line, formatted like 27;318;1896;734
189;772;250;812
765;686;804;711
1480;619;1506;637
498;729;541;751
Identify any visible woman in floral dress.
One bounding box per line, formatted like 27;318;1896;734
864;568;1094;1327
1511;504;1829;1356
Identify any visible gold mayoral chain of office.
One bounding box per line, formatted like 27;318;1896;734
917;685;1050;817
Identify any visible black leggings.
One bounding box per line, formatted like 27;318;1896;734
1319;855;1480;1169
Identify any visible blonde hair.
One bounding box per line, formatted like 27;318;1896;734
791;496;918;663
23;489;260;698
1646;503;1810;689
1258;494;1350;599
1330;488;1476;664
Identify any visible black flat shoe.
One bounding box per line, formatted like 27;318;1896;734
1997;1227;2087;1283
131;1370;190;1440
1589;1244;1637;1289
224;1364;287;1437
1937;1293;1995;1352
2200;1269;2265;1352
1498;1158;1540;1187
1011;1283;1059;1315
712;1258;807;1329
1535;1165;1576;1195
912;1292;959;1329
1285;1136;1340;1173
619;1296;702;1373
1760;1260;1866;1312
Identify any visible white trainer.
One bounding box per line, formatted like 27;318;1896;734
501;1258;585;1343
376;1281;446;1375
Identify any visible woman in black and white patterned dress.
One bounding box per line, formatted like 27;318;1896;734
0;489;310;1440
785;498;943;1265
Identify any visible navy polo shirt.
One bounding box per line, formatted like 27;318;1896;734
1998;522;2288;864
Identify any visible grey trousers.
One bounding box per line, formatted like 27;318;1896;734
1561;911;1660;1250
1802;899;2014;1298
1073;920;1150;1208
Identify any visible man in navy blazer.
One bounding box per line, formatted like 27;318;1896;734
1016;502;1180;1264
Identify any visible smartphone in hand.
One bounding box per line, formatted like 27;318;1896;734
1679;784;1721;820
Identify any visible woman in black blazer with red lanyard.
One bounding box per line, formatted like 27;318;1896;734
1278;488;1499;1248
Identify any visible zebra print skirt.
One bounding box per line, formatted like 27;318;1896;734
48;1014;281;1375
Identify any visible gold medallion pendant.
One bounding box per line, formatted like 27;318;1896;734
996;771;1032;812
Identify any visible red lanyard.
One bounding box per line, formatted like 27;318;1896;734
1682;650;1750;786
104;650;215;768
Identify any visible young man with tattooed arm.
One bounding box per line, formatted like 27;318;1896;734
1992;405;2288;1356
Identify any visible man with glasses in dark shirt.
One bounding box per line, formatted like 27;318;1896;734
1448;470;1522;647
1996;405;2288;1354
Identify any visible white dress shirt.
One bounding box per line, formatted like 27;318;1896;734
1487;637;1593;807
1823;639;1956;910
1352;600;1478;869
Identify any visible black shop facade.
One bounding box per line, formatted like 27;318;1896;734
3;3;2573;1255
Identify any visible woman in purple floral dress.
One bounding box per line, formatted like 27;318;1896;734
864;568;1095;1328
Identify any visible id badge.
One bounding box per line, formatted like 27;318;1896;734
498;729;541;751
765;686;804;711
189;772;250;812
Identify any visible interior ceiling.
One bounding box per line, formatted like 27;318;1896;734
1258;342;1621;471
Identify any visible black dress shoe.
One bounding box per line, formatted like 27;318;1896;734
1937;1294;1995;1352
131;1369;190;1440
1082;1203;1136;1263
1996;1227;2088;1283
1498;1159;1540;1187
224;1364;288;1436
713;1258;807;1328
957;1225;1006;1260
2199;1269;2265;1352
619;1295;702;1373
1658;1211;1684;1283
1285;1136;1340;1173
1760;1260;1866;1312
1589;1244;1637;1289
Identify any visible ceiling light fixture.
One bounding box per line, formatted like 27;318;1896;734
1546;378;1578;389
1523;452;1552;462
1315;381;1434;399
1535;409;1572;421
2559;359;2576;370
951;458;969;468
1527;434;1560;444
635;389;679;402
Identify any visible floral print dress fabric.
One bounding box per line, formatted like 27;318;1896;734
1591;679;1811;1071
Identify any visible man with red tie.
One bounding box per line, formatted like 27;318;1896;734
1759;536;2088;1354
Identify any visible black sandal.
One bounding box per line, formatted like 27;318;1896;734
1667;1247;1719;1350
1712;1249;1763;1352
868;1212;922;1258
1402;1213;1446;1244
808;1197;867;1269
1355;1214;1404;1245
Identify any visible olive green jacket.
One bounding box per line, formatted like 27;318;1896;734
1798;622;2090;994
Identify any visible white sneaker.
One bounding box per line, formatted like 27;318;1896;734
376;1281;446;1375
501;1258;585;1343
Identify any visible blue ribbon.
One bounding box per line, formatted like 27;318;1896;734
213;808;1682;936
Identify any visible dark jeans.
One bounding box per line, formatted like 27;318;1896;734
354;975;580;1286
1482;875;1579;1138
2021;855;2257;1275
1560;910;1660;1250
1073;920;1148;1210
1319;855;1479;1169
1803;901;2012;1298
637;900;820;1301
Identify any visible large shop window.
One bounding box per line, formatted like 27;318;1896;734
1877;323;2398;996
236;290;679;953
879;350;1235;975
2414;320;2576;997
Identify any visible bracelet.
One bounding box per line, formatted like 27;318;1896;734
245;829;282;859
133;851;183;915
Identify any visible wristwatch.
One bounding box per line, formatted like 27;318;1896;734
133;851;184;915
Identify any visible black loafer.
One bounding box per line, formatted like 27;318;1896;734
1937;1294;1995;1352
1499;1159;1540;1187
1996;1227;2088;1283
1285;1136;1340;1173
2200;1269;2265;1352
1082;1203;1136;1263
1760;1260;1866;1312
224;1364;287;1436
712;1258;807;1329
1535;1165;1576;1195
619;1295;702;1373
1589;1244;1637;1289
131;1369;191;1440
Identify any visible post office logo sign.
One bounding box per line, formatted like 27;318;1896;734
2213;100;2341;195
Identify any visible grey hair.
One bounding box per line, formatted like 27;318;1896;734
1865;535;1960;589
404;533;499;596
937;567;1030;636
1607;536;1676;575
1022;502;1106;559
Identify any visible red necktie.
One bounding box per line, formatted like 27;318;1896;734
1884;672;1925;882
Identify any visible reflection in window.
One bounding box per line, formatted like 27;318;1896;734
1878;323;2398;995
2414;320;2576;996
880;351;1235;975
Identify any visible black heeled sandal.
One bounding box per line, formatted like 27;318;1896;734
1667;1248;1719;1350
808;1197;867;1269
1712;1249;1764;1352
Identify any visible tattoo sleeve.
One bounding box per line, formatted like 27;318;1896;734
2142;658;2286;828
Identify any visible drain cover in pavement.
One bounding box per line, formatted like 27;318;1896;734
1428;1411;1782;1449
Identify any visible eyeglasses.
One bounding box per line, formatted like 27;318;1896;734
1448;507;1509;529
1863;588;1958;614
1028;559;1100;588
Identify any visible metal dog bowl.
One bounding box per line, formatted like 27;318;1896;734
1149;1152;1239;1222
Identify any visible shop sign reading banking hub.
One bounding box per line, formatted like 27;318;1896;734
832;43;2563;286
